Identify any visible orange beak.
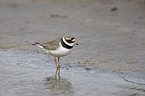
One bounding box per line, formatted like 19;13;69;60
74;42;78;45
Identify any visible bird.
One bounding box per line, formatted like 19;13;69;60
32;36;78;69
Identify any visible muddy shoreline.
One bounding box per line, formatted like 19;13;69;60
0;0;145;72
0;49;145;96
0;0;145;95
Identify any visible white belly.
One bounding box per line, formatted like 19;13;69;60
49;44;72;57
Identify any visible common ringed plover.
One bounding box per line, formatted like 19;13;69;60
32;36;78;69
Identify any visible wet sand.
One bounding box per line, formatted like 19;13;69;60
0;49;145;96
0;0;145;96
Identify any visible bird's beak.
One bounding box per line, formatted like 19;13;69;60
74;42;78;45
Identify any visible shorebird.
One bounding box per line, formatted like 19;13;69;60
32;36;78;69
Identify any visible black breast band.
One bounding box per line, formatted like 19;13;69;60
61;38;73;49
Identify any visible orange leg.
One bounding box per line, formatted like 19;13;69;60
54;57;61;69
57;57;61;69
54;57;58;69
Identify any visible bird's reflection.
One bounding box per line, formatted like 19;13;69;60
45;69;73;95
55;68;60;79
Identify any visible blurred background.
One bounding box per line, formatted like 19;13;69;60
0;0;145;96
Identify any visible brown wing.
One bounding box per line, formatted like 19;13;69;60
39;38;61;50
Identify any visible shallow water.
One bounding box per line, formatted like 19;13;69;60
0;49;145;96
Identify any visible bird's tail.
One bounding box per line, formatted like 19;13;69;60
32;42;49;53
32;42;43;49
32;42;39;45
